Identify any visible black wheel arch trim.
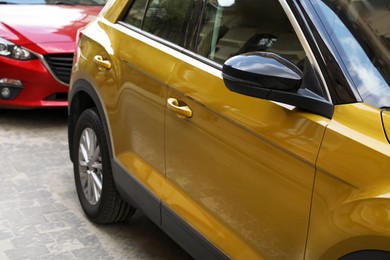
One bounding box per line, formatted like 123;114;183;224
339;250;390;260
68;79;114;163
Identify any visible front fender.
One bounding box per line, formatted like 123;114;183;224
306;182;390;259
68;78;114;162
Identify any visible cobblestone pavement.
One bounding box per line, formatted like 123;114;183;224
0;108;191;260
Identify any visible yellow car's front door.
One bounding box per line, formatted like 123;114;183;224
163;60;328;260
162;1;330;258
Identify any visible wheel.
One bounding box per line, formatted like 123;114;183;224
73;108;135;223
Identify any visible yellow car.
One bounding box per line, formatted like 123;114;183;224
68;0;390;259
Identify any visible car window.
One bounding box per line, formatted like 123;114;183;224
122;0;192;46
196;0;306;67
122;0;148;28
310;0;390;109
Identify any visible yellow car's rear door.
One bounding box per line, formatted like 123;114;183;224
103;1;180;221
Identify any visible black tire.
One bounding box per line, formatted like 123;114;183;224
73;108;135;224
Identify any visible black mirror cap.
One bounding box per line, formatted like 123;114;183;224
222;52;334;118
222;52;303;96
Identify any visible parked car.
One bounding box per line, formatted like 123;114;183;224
68;0;390;259
0;0;106;108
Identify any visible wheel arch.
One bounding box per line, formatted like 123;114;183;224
314;198;390;259
68;79;114;162
339;249;390;260
306;191;390;259
319;235;390;260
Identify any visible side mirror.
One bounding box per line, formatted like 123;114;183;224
222;52;333;118
222;52;303;98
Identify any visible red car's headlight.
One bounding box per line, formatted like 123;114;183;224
0;37;36;60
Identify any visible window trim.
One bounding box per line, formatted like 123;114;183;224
117;21;186;54
127;0;196;47
117;0;332;104
280;0;332;103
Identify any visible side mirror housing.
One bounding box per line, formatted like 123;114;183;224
222;52;333;118
222;52;303;97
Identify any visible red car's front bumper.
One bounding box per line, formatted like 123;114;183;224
0;55;69;108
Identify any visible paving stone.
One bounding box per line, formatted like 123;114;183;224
0;109;191;259
0;228;14;240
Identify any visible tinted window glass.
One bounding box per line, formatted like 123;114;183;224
122;0;192;46
196;0;306;66
143;0;192;45
123;0;148;28
311;0;390;108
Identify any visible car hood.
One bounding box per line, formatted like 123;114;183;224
0;5;102;53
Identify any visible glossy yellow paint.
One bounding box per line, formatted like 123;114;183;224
162;180;261;259
71;0;390;258
99;0;128;23
106;22;179;200
74;17;178;200
117;152;165;198
163;52;329;259
306;103;390;259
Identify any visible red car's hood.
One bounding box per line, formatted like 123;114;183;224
0;5;102;53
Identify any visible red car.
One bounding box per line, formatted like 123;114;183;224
0;0;106;108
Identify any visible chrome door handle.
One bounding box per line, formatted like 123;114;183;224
94;55;111;70
167;98;192;118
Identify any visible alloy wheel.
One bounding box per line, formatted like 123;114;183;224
78;127;103;205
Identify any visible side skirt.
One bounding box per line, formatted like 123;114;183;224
111;160;229;260
112;160;160;225
161;204;230;260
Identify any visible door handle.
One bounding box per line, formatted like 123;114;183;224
167;98;192;118
94;55;111;70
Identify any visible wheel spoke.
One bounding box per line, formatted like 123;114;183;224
93;181;101;203
91;171;102;192
79;143;89;164
88;130;98;158
79;160;88;167
80;170;88;185
87;174;93;202
90;145;100;163
85;129;92;155
91;162;102;170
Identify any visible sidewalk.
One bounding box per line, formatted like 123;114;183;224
0;108;190;260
